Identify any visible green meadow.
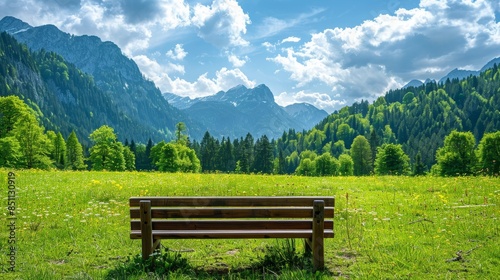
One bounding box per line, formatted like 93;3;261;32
1;170;499;279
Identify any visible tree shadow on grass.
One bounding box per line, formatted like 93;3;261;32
105;240;335;279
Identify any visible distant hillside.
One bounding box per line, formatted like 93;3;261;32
164;84;328;139
284;103;328;128
277;63;500;171
0;16;202;142
0;32;161;145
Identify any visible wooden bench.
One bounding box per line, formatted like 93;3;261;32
129;196;335;271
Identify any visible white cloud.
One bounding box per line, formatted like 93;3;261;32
135;54;255;97
192;0;251;48
214;67;255;90
269;0;500;103
0;0;193;56
162;68;255;98
275;91;346;113
253;8;325;40
166;44;188;60
281;36;301;44
227;53;247;67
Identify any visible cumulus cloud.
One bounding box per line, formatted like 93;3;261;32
135;54;255;97
262;41;276;52
0;0;191;55
166;44;188;60
268;0;500;103
275;91;346;113
192;0;250;48
162;67;255;98
227;53;247;67
281;36;301;44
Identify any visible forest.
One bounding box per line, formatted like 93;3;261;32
1;32;500;176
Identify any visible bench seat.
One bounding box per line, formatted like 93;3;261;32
131;229;335;239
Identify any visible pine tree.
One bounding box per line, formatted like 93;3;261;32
123;146;136;171
65;131;86;170
413;152;426;176
253;135;273;174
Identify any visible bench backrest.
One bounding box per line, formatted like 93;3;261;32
129;196;334;234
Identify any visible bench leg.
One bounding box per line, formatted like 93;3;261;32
312;200;325;271
140;200;153;260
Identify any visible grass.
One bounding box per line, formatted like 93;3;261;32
0;170;499;279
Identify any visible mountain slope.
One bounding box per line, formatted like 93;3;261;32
165;84;327;139
284;103;328;128
279;63;500;171
165;85;328;139
0;32;156;145
0;16;202;141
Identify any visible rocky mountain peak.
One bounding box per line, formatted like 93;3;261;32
0;16;32;33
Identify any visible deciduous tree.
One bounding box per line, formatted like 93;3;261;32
374;144;410;175
477;131;500;176
435;131;477;176
351;135;372;176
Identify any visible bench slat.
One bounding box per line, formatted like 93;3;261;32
130;196;334;207
131;229;335;239
130;207;334;219
131;220;334;231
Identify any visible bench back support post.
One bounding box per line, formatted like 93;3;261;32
140;200;153;260
312;200;325;271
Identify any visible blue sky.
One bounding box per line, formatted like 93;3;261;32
1;0;500;113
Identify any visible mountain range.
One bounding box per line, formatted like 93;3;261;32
1;15;499;147
0;16;328;142
403;57;500;88
164;85;328;139
0;16;201;143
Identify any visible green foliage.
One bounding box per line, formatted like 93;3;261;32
477;131;500;176
89;125;130;171
338;154;354;176
0;136;21;167
106;247;191;279
0;95;33;138
123;146;136;171
374;144;410;175
413;152;426;176
175;122;188;145
276;64;500;175
435;131;477;176
260;239;311;272
253;135;274;174
47;131;66;168
154;142;200;173
11;113;52;169
351;135;372;176
315;152;339;176
1;32;169;145
65;131;86;170
0;95;55;169
295;158;315;176
104;142;126;171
